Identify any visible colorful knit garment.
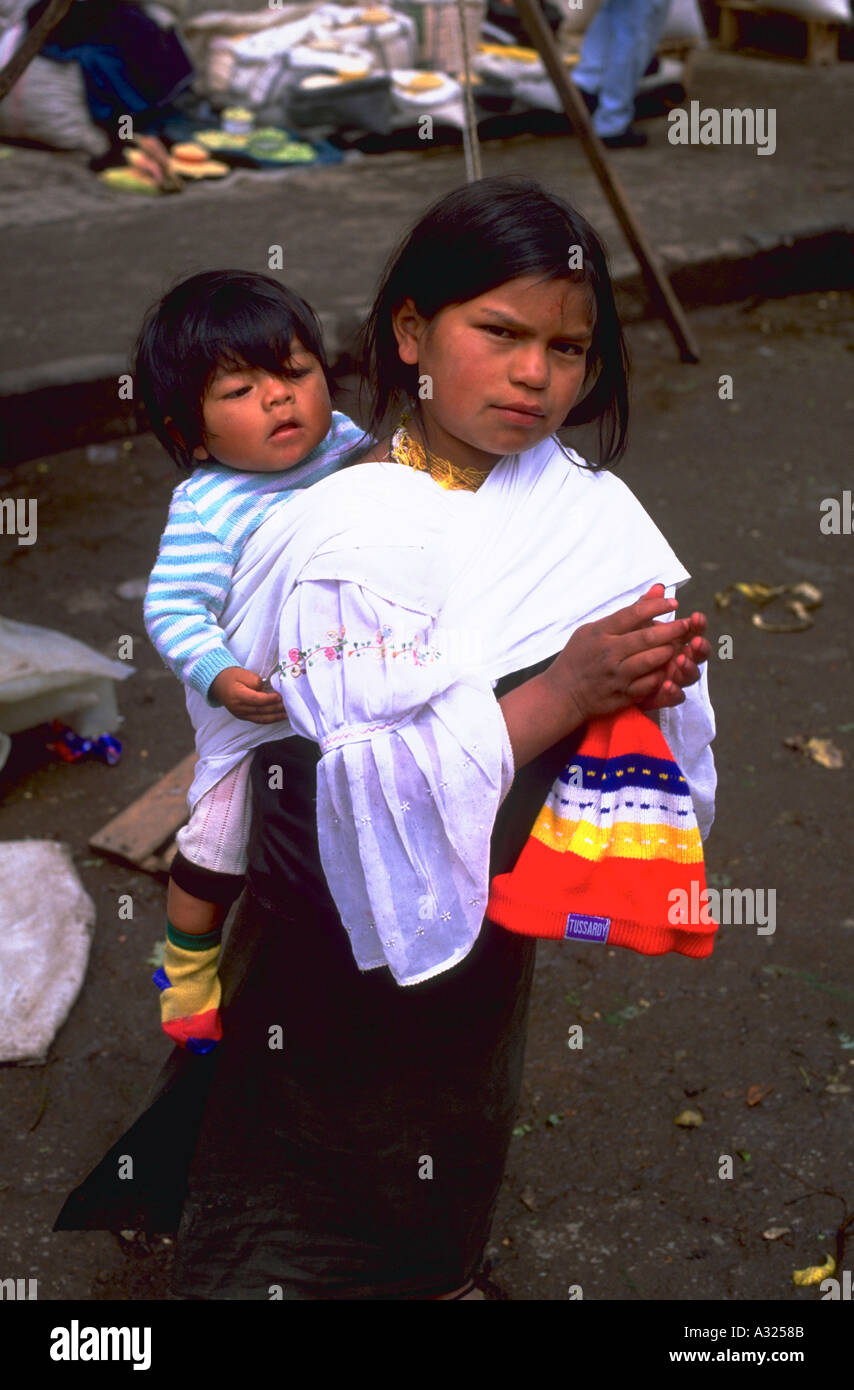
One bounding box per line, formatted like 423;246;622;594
487;706;717;958
152;923;223;1054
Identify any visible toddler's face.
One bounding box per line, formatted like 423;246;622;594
193;340;332;471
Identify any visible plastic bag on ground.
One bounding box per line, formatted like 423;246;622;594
0;614;134;750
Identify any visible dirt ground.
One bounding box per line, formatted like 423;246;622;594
1;287;853;1307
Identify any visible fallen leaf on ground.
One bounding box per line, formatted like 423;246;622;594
793;1253;835;1286
674;1109;704;1128
714;580;822;632
762;1226;791;1241
519;1185;537;1211
783;735;844;768
746;1084;773;1107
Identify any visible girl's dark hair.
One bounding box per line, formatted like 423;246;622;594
358;176;629;466
135;270;332;468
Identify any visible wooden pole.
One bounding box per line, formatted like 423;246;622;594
514;0;700;363
0;0;76;105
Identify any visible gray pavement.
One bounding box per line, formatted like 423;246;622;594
0;47;852;399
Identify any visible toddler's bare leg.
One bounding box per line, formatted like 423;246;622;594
167;879;227;936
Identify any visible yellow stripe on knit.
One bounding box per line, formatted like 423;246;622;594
531;809;704;863
159;941;221;1024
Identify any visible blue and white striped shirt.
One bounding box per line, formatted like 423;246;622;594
144;411;368;702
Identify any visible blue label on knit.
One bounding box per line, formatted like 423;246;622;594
564;913;611;943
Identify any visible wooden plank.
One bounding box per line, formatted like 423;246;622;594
89;753;196;868
718;4;742;48
717;1;842;64
805;18;839;63
515;0;701;364
140;840;179;879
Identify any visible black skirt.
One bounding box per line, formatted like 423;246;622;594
55;659;582;1299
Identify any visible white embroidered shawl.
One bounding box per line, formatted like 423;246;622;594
184;437;716;985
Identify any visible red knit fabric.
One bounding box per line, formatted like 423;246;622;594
486;707;717;959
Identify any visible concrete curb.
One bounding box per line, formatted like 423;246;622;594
1;223;851;466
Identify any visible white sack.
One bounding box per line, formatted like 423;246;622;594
0;841;95;1065
768;0;849;20
0;26;109;157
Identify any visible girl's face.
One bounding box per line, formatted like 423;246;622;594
192;338;332;471
392;275;594;472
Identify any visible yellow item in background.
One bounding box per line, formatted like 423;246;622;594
99;166;160;195
402;71;444;91
167;142;230;179
477;42;539;61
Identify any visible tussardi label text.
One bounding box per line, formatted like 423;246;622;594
564;913;610;943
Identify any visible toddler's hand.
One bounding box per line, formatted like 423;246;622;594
210;667;287;724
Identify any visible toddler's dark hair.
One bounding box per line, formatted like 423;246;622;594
358;176;629;466
135;270;332;468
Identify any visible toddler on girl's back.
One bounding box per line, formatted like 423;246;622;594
137;269;366;1053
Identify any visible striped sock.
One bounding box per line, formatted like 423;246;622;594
152;920;223;1055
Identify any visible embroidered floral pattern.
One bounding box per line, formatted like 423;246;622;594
278;624;442;678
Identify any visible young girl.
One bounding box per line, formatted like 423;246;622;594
56;177;713;1301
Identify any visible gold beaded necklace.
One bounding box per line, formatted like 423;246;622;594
389;412;492;493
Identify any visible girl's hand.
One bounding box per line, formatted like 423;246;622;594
638;610;710;710
210;667;287;723
543;585;706;726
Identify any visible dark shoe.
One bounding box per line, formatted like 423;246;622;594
573;85;598;116
634;82;686;121
601;125;648;149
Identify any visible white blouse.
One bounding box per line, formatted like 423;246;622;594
277;576;515;985
186;437;717;986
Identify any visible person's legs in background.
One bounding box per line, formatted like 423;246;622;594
572;0;617;106
574;0;673;143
